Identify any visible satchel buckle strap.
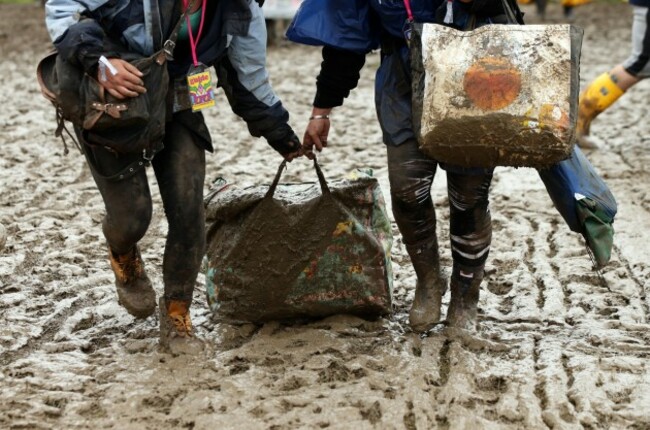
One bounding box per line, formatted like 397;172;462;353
142;148;155;161
91;102;128;119
164;40;176;61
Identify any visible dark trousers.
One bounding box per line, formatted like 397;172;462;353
78;113;207;303
387;140;493;271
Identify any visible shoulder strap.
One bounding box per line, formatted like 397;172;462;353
162;0;200;60
501;0;520;24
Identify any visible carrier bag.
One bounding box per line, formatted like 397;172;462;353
539;146;617;268
203;160;393;323
410;17;584;168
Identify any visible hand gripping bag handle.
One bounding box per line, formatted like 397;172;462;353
266;158;331;199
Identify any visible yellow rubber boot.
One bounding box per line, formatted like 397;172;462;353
576;73;624;148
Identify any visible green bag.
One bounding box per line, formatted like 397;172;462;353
576;198;615;268
538;146;617;269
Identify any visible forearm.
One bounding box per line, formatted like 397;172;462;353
214;1;299;155
46;0;109;73
216;57;299;154
314;46;366;109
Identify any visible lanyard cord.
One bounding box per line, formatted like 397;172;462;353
183;0;207;67
402;0;414;21
404;0;455;25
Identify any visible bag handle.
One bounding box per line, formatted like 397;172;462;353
464;0;521;30
500;0;520;25
265;158;331;199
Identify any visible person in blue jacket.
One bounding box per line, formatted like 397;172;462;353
575;0;649;149
45;0;303;354
288;0;524;332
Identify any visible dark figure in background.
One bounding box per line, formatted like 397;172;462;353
44;0;302;354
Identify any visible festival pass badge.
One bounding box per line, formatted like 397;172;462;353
187;65;215;112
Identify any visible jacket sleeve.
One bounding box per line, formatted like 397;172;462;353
215;0;300;155
314;47;366;108
45;0;111;73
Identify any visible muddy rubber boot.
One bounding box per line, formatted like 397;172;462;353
447;266;484;331
159;297;205;356
406;242;447;333
109;246;156;318
576;72;624;149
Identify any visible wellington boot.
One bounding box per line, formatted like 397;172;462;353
447;267;484;331
576;72;624;148
159;297;205;356
576;134;600;150
109;246;156;318
406;242;447;333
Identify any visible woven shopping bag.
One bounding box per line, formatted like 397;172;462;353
203;160;393;323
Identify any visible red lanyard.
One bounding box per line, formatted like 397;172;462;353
402;0;414;22
403;0;454;25
183;0;207;67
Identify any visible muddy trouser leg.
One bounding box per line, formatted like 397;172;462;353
446;169;493;329
151;116;206;305
387;141;446;330
387;140;438;246
76;132;153;255
75;129;156;317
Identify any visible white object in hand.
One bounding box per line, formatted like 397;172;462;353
99;56;119;76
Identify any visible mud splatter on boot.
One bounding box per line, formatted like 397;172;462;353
109;246;156;318
447;266;483;331
159;297;204;356
406;242;447;333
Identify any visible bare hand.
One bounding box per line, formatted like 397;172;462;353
283;147;306;162
303;107;332;159
97;58;146;100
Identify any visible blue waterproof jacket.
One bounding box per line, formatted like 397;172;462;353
287;0;436;146
287;0;515;146
45;0;298;153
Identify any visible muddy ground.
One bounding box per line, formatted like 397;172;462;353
0;3;649;429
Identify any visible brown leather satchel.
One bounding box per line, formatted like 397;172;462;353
36;2;194;156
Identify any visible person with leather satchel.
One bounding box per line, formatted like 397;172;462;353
42;0;303;354
287;0;525;333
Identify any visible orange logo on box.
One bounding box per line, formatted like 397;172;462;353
463;57;522;111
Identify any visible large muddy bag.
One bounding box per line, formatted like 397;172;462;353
203;161;393;323
410;22;584;168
